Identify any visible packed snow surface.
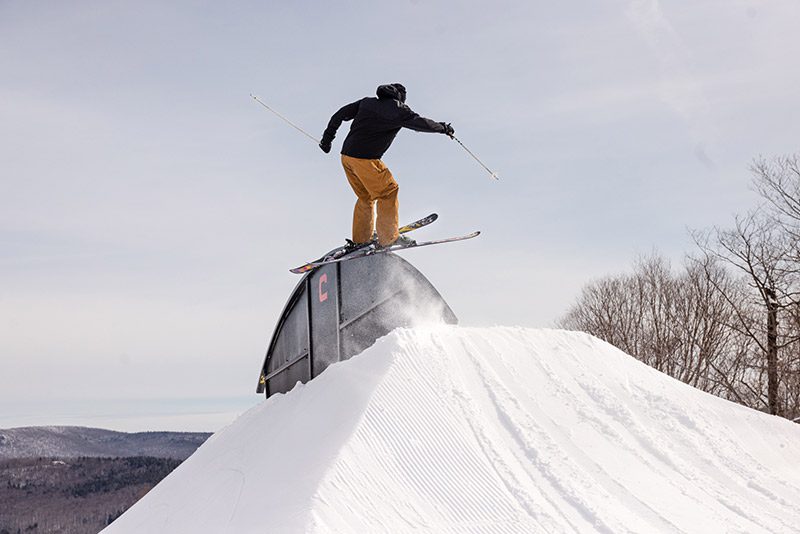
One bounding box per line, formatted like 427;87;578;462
104;327;800;533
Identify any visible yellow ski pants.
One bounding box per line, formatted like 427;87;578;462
341;155;399;247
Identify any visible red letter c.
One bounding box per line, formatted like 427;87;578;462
318;273;328;303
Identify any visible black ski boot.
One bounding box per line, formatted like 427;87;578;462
344;233;378;253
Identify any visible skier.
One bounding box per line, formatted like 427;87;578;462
319;83;454;249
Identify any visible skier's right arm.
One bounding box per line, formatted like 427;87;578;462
320;100;360;153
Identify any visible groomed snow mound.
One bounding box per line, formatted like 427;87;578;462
104;327;800;533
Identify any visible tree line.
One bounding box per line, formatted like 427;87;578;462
560;155;800;421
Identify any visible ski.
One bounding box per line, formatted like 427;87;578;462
290;213;438;274
397;212;439;234
296;231;480;271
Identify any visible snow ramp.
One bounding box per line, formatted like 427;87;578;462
104;327;800;533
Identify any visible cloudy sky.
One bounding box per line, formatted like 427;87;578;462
2;0;798;431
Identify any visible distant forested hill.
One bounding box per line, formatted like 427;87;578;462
0;427;211;534
0;426;210;460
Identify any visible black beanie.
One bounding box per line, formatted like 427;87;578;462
392;83;407;103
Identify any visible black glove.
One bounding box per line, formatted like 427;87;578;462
319;141;331;153
440;122;455;137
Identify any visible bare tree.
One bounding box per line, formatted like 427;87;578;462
752;155;800;239
561;155;800;420
560;254;752;403
671;259;749;397
693;210;798;416
559;273;644;357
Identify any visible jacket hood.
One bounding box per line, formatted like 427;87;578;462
376;83;407;103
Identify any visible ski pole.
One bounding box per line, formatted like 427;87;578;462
250;94;320;145
451;135;499;180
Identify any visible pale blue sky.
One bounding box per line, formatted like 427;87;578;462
2;0;798;430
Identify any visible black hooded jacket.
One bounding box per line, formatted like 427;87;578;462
321;84;447;160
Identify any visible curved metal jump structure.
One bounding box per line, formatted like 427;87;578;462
257;252;457;398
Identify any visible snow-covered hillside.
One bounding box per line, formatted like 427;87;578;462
103;327;800;533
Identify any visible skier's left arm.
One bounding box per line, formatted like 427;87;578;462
398;106;454;136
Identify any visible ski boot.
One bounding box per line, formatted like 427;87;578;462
379;234;416;249
343;233;378;254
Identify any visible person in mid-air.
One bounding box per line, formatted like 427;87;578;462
319;83;454;249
